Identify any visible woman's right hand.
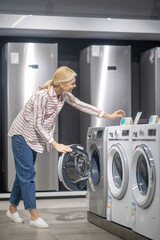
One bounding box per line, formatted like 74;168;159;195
51;140;72;153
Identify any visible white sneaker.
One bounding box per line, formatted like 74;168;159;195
29;217;49;228
6;210;24;223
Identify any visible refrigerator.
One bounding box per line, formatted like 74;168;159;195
79;45;131;147
1;42;58;192
140;47;160;119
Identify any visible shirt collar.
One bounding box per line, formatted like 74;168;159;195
49;85;55;98
49;85;63;102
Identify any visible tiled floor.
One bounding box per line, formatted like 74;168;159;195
0;198;122;240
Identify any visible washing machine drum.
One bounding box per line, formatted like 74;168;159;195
90;147;101;185
108;143;129;200
131;144;156;208
58;144;91;191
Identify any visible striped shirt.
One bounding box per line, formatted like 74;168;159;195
8;86;104;153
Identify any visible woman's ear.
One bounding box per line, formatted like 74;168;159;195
59;82;64;88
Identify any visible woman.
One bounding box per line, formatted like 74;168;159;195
7;66;125;228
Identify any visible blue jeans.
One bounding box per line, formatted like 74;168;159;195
9;135;37;210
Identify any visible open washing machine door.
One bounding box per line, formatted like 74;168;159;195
131;144;156;208
108;143;129;200
58;144;95;191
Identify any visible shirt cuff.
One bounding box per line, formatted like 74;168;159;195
98;110;105;118
48;137;54;144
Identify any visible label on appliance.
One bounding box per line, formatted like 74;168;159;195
149;49;155;64
123;47;129;55
86;46;90;63
86;188;90;211
106;195;112;221
10;52;19;64
92;46;100;57
131;202;136;230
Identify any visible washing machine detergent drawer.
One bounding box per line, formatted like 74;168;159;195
58;144;96;191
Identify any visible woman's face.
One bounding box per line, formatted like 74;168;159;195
63;78;76;93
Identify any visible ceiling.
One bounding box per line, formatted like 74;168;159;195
0;0;160;40
1;0;160;19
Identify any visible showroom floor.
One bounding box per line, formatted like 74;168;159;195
0;197;122;240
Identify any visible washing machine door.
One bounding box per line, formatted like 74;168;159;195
89;144;101;185
58;144;91;191
131;144;156;208
108;143;129;200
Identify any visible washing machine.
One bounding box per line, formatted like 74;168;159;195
131;124;160;240
107;125;132;228
86;127;108;218
58;127;108;218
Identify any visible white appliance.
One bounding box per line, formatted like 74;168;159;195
1;42;58;191
86;127;108;218
131;124;160;240
107;125;132;228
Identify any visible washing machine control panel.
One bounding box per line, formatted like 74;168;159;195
132;128;147;138
115;130;121;138
132;126;157;140
87;128;104;140
148;129;156;136
139;129;145;137
108;128;130;140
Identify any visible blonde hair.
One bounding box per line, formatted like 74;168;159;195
39;66;77;91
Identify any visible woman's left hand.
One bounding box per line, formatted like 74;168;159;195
103;110;126;120
110;110;126;120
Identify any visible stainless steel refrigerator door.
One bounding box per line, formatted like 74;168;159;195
4;42;58;191
79;45;131;147
155;48;160;116
90;45;131;127
35;133;59;191
140;47;160;119
140;48;156;119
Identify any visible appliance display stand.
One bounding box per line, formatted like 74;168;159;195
87;211;150;240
